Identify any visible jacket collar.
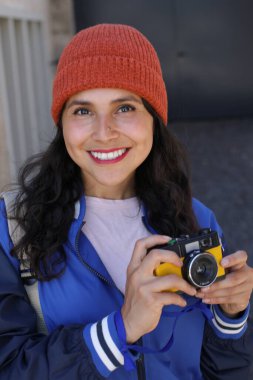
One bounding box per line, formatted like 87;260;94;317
67;194;157;250
67;194;86;250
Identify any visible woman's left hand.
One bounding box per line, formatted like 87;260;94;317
196;250;253;317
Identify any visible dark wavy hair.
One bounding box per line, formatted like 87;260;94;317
10;101;199;281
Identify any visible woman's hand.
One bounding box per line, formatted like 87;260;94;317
196;250;253;317
121;235;197;343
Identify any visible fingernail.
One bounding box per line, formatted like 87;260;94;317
221;258;229;266
202;299;210;304
201;287;210;293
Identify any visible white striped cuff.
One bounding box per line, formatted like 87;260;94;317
210;304;249;339
83;312;124;377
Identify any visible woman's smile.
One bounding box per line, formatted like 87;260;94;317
88;147;129;164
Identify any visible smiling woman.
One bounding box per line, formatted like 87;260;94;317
0;23;253;380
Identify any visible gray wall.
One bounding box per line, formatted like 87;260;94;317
73;0;253;120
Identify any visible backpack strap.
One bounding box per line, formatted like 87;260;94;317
1;191;48;334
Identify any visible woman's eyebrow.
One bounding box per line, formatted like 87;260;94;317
66;100;92;109
111;96;142;104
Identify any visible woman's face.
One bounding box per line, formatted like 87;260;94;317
62;88;153;199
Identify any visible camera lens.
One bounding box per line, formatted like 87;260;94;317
182;251;218;288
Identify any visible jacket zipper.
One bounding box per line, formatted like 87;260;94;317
74;222;115;287
74;223;146;380
136;337;146;380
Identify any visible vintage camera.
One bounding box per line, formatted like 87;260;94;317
149;228;226;290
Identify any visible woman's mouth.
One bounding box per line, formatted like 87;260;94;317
88;148;129;163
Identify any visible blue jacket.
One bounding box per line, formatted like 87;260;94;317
0;195;251;380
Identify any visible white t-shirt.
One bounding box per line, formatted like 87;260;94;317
82;196;151;294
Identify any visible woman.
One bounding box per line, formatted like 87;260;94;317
0;23;252;380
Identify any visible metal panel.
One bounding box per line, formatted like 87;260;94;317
30;21;52;146
6;18;27;163
0;5;42;21
30;21;49;145
0;21;16;178
20;19;40;153
0;11;51;181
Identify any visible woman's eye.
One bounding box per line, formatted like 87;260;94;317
118;104;135;113
73;108;90;116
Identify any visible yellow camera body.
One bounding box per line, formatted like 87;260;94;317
150;229;226;291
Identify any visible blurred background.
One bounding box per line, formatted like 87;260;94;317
0;0;252;318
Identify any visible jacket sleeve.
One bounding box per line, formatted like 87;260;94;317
200;316;253;380
0;196;106;379
0;198;134;379
0;242;105;380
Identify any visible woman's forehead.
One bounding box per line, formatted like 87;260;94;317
65;88;143;106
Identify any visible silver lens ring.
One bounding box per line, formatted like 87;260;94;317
187;252;218;288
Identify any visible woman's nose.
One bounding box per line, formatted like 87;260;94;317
92;115;117;140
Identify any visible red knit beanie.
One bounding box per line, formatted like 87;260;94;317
51;24;168;125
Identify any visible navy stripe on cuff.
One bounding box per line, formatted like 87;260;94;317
96;321;122;368
210;304;249;338
83;313;124;377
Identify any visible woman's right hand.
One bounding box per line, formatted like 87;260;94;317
121;235;197;343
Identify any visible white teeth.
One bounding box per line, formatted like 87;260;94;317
107;152;114;159
90;148;127;161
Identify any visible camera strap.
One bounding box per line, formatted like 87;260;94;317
115;300;213;371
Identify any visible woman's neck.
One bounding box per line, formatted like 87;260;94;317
83;177;136;200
